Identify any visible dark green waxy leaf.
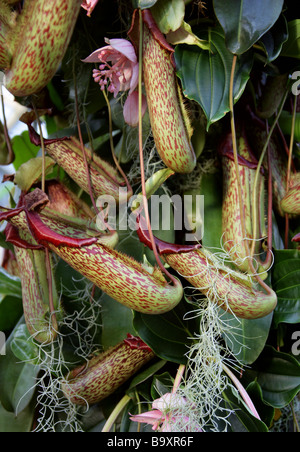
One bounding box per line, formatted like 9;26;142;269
258;14;288;63
127;359;167;392
0;338;39;413
133;300;198;364
0;402;35;432
200;172;223;249
10;324;40;364
0;268;22;298
223;312;273;365
0;296;23;332
246;346;300;408
281;20;300;59
223;386;268;432
272;250;300;327
213;0;284;54
175;27;253;128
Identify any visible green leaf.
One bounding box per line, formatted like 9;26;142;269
101;294;135;349
200;172;223;249
175;27;253;129
258;14;288;63
213;0;284;55
223;312;273;365
0;402;35;432
272;250;300;327
0;268;22;298
0;339;39;414
133;300;198;364
0;296;23;332
224;386;268;432
10;324;40;364
166;22;210;51
14;156;56;192
246;346;300;409
151;0;185;34
11;131;39;171
281;20;300;59
132;0;158;9
127;359;167;392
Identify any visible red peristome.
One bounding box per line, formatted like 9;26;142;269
5;223;43;250
136;215;201;255
124;334;153;352
219;131;260;170
26;123;68;147
25;210;98;248
142;9;175;55
128;9;175;67
0;206;25;222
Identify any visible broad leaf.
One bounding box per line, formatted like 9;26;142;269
272;250;300;327
281;20;300;59
0;402;34;432
0;296;23;332
223;386;268;432
0;341;39;414
133;300;198;364
175;26;253;129
0;268;22;298
11;131;39;171
258;14;288;63
10;324;40;364
14;156;56;192
213;0;284;54
151;0;185;34
246;346;300;409
223;312;273;365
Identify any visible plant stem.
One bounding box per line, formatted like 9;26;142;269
229;56;247;241
102;89;132;195
0;83;14;164
73;57;99;215
229;56;274;295
102;394;131;432
45;248;57;332
172;364;186;394
285;95;297;249
32;103;46;192
251;89;289;257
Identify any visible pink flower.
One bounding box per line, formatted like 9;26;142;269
81;0;99;17
83;38;146;126
130;393;202;432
